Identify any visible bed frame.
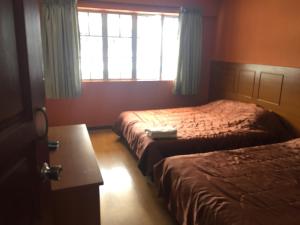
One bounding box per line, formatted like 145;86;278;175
209;61;300;135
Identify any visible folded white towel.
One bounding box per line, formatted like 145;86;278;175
145;126;177;139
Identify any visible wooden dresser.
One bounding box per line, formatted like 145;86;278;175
48;124;103;225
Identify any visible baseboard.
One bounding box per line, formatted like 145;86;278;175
87;125;112;130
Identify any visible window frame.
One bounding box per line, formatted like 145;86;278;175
78;9;179;81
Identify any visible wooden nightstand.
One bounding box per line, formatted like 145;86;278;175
48;124;103;225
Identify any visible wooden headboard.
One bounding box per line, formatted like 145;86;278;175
209;61;300;136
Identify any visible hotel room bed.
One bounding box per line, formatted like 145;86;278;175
113;100;291;176
154;138;300;225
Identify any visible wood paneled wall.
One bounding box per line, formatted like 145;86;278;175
210;61;300;135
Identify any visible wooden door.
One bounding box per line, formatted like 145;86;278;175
0;0;50;224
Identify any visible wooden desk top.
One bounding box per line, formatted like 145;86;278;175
48;124;103;191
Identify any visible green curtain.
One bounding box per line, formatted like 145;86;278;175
174;8;203;95
41;0;81;99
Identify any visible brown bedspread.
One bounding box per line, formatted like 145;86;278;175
154;138;300;225
113;100;291;176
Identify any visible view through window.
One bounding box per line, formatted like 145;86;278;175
78;11;179;80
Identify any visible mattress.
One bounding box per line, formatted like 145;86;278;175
154;138;300;225
113;100;291;176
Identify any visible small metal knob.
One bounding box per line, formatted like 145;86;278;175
41;162;62;181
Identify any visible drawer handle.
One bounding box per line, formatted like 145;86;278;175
41;162;62;181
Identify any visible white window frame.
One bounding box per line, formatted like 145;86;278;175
78;10;179;81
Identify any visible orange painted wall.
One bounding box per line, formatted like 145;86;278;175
46;0;220;127
214;0;300;68
46;81;206;126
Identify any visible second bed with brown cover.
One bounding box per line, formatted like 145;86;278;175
154;138;300;225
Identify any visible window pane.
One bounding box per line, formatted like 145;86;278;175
79;11;179;81
108;38;132;79
108;57;132;79
161;16;179;80
120;15;132;37
78;12;89;35
108;14;132;37
107;14;120;37
136;15;161;80
79;11;103;80
88;12;102;36
80;36;103;79
107;14;132;79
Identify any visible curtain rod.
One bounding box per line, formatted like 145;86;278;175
78;0;180;11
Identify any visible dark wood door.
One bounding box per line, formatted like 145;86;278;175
0;0;50;224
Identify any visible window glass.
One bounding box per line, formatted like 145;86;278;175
80;36;103;79
78;12;89;35
107;38;132;79
120;15;132;37
78;11;180;81
136;15;161;80
79;12;103;79
161;16;179;80
88;12;102;36
107;14;132;79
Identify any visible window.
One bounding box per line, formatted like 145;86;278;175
78;11;179;81
107;14;132;79
136;15;161;80
79;12;103;79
